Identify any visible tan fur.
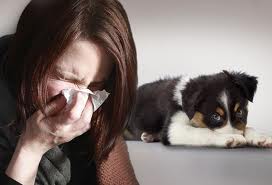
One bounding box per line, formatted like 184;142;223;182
191;112;207;128
216;107;225;116
234;103;240;112
234;122;246;132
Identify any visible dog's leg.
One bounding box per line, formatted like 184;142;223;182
167;111;247;147
140;110;172;143
244;127;272;147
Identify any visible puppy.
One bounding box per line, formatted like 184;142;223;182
126;71;272;148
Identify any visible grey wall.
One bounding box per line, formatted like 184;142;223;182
120;0;272;133
0;0;30;35
1;0;272;132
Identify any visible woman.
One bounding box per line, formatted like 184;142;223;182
0;0;138;184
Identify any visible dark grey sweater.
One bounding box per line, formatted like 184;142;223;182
0;35;97;185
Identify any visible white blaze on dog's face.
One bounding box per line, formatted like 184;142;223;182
213;91;245;135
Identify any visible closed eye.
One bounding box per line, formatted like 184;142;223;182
50;69;107;90
49;73;87;89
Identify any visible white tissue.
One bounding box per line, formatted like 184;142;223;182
61;88;110;112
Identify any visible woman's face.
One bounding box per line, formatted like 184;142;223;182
47;40;113;100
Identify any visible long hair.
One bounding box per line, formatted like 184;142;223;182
3;0;137;160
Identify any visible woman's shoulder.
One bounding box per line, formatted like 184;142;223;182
0;122;20;173
0;79;16;124
0;34;13;56
0;38;18;169
0;34;11;48
0;122;19;148
0;67;18;150
0;35;16;125
0;34;13;71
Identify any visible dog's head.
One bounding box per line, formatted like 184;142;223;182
182;70;258;135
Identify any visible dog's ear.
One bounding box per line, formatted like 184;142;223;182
182;81;204;120
223;70;258;102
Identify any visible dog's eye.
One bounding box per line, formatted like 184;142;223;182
211;113;222;122
236;109;243;117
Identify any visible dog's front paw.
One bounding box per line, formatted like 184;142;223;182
141;132;155;143
247;135;272;147
245;128;272;148
216;134;247;148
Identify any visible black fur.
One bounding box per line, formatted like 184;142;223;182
126;71;258;145
127;77;182;141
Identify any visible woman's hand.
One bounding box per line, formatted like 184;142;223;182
6;91;94;185
21;91;94;154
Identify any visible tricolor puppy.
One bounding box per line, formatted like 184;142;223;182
126;71;272;148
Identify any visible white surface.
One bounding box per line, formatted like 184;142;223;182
127;141;272;185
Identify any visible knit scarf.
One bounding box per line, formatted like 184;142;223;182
35;147;71;185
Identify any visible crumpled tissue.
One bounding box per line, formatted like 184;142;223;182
61;88;110;112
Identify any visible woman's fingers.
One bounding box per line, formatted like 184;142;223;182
36;94;67;120
39;91;94;142
24;90;95;150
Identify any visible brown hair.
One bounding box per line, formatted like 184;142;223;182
3;0;137;160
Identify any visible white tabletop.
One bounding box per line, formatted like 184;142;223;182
127;141;272;185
